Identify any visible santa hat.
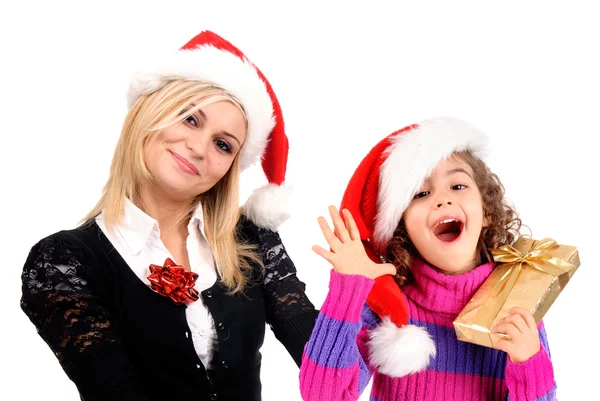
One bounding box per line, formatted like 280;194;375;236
127;31;289;231
340;116;488;377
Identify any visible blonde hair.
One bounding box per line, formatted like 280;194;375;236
84;80;262;293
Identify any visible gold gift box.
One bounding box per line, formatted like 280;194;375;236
453;237;580;348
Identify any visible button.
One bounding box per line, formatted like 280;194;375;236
221;361;228;369
210;393;218;400
205;291;213;298
218;323;225;331
196;364;201;369
199;329;206;336
185;332;189;339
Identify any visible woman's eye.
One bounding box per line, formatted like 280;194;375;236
185;115;198;127
413;191;429;199
215;139;232;153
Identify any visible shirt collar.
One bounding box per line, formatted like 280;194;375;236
115;198;160;255
189;201;207;240
113;198;207;255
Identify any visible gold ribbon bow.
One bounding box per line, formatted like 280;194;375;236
473;238;574;337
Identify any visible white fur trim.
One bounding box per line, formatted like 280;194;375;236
368;317;436;377
127;45;275;171
374;117;489;252
242;184;291;231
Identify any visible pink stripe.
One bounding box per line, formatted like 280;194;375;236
300;355;361;401
408;301;455;328
321;271;374;323
505;347;555;401
371;370;507;401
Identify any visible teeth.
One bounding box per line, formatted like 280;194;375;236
435;218;459;227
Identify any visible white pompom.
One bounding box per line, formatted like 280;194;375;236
368;317;436;377
242;184;291;231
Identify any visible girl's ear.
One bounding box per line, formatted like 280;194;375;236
482;213;489;228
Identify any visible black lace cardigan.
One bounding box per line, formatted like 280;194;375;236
20;216;318;401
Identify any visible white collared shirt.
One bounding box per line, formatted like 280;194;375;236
96;199;218;369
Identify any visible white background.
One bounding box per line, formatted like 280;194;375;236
1;1;598;400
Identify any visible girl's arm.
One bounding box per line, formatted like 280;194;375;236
300;270;377;401
505;323;557;401
300;206;397;401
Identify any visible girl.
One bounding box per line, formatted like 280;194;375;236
300;117;556;401
20;31;317;401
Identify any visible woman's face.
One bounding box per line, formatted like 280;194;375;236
143;98;247;202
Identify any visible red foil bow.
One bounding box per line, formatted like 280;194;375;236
147;258;199;304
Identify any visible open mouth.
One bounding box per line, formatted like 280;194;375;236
432;218;464;242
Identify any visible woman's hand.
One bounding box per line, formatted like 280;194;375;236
312;206;396;280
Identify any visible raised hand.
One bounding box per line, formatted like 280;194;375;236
312;206;396;280
491;307;541;363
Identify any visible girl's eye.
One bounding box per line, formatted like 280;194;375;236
215;139;232;153
452;184;468;190
413;191;429;200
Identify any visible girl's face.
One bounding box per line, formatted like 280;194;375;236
403;154;487;274
142;98;247;203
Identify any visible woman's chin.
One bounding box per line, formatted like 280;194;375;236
146;179;205;202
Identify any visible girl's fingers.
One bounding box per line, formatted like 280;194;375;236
317;216;342;252
377;263;397;278
498;313;528;334
493;322;520;341
312;244;335;263
491;335;513;355
510;307;537;330
342;209;361;241
328;205;351;243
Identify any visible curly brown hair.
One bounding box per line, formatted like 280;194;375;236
386;150;522;286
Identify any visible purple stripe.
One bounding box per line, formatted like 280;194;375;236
409;318;508;378
357;327;374;394
534;386;557;401
539;324;551;359
305;313;361;368
361;304;380;329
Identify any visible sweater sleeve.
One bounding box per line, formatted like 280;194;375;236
20;233;151;401
505;323;557;401
299;270;376;401
238;218;319;367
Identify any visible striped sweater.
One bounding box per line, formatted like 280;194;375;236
300;260;556;401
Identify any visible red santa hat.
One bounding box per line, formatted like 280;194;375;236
127;31;289;231
340;116;488;377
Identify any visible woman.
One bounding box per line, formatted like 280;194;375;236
20;31;317;401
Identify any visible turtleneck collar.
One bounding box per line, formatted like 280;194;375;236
403;258;495;315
